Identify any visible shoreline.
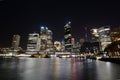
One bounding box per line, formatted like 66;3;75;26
99;58;120;64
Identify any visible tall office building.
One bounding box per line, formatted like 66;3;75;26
40;27;48;51
46;30;53;51
40;26;53;52
54;41;62;51
64;22;72;52
90;28;99;42
26;33;40;54
110;27;120;42
98;26;111;51
12;35;20;50
71;38;75;47
61;39;65;51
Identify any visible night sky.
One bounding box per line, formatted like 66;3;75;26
0;0;120;49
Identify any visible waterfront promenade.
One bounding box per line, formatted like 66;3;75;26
0;53;120;65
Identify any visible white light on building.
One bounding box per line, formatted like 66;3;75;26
98;26;111;51
26;33;40;54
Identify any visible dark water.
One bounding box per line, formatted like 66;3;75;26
0;58;120;80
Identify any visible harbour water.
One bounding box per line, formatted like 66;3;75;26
0;57;120;80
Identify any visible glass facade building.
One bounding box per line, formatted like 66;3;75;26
12;35;20;50
90;28;99;42
98;26;111;51
40;27;53;52
26;33;40;53
64;22;72;52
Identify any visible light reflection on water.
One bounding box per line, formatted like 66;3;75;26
0;58;120;80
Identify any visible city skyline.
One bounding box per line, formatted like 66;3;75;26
0;0;120;48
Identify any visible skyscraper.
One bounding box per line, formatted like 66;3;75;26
40;26;53;52
26;26;53;54
98;26;111;51
40;27;48;51
110;27;120;42
90;28;99;42
54;41;62;51
64;22;72;52
12;35;20;50
26;33;40;54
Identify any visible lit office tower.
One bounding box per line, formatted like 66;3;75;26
90;28;99;42
98;26;111;51
110;27;120;42
46;30;53;51
12;35;20;50
40;26;53;51
40;26;48;34
54;41;62;51
71;37;75;49
40;27;48;51
26;33;40;54
64;22;72;52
